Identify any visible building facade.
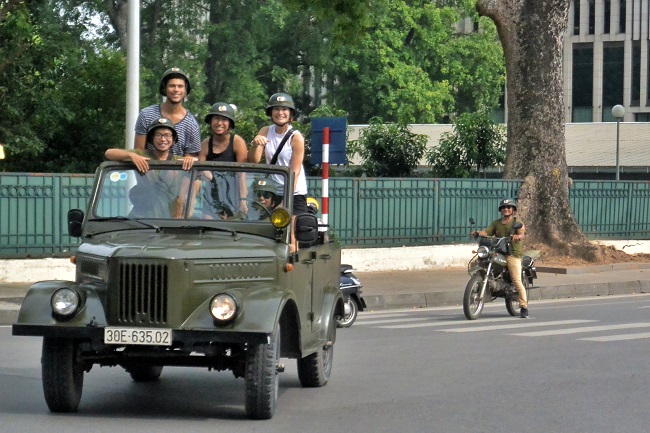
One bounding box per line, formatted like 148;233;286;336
565;0;650;122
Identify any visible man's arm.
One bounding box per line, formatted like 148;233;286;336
105;148;150;173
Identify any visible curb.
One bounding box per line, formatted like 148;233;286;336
362;280;650;311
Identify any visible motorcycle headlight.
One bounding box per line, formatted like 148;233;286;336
477;246;489;259
210;294;237;323
51;288;81;317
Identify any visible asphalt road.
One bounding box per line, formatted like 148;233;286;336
2;294;650;432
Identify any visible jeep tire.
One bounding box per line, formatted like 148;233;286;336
42;337;84;412
244;327;280;419
297;314;335;387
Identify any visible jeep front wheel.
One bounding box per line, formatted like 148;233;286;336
42;337;84;412
244;328;281;419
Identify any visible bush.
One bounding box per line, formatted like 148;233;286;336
426;110;505;178
350;118;427;177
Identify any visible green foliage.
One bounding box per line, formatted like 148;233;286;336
426;110;506;178
351;118;427;177
329;0;504;123
0;0;506;174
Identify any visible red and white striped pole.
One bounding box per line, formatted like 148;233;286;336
321;127;330;226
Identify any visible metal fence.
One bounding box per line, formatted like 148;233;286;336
1;172;649;258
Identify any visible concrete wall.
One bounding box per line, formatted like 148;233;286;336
2;240;649;283
347;123;650;169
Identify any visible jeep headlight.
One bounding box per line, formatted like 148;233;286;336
51;288;81;317
210;294;237;323
477;246;489;259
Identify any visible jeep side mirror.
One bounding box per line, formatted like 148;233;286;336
294;213;318;244
67;209;84;238
512;221;523;230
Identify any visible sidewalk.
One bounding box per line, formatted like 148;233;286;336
356;262;650;310
2;263;650;324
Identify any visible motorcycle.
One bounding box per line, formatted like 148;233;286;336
337;265;367;328
463;219;537;320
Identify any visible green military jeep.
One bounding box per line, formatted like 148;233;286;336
12;161;343;419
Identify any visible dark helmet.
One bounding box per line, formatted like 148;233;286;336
253;178;277;195
265;92;296;117
205;102;236;128
159;67;191;96
498;198;517;211
146;117;177;143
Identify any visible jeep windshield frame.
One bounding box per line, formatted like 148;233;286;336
82;161;293;241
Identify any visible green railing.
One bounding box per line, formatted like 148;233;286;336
1;173;649;258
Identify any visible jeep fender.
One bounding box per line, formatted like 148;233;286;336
15;280;107;326
181;287;292;336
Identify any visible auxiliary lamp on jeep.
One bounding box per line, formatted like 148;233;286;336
271;208;291;228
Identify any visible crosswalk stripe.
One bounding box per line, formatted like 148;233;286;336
378;317;525;329
440;320;596;333
510;322;650;337
580;332;650;342
354;317;430;326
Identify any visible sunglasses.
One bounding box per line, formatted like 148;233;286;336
501;205;514;210
257;191;274;200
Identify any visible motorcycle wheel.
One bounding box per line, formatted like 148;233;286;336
463;273;485;320
336;298;358;328
505;271;531;316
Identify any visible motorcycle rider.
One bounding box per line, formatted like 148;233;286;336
471;198;529;318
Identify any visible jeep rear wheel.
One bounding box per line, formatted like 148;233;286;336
244;328;280;419
297;317;335;387
42;337;84;412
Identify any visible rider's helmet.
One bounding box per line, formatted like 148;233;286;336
159;67;191;96
146;117;178;144
253;179;282;209
306;196;319;214
498;198;517;211
205;102;236;129
265;92;296;117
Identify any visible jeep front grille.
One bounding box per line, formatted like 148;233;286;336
117;263;168;325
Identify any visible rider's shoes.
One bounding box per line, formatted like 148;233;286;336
520;307;529;319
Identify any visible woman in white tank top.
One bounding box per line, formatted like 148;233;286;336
248;93;309;252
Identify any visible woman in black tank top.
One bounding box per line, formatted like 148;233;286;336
199;102;249;218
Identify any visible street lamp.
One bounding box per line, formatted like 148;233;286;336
612;104;625;181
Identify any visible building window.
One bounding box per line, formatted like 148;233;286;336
632;41;641;106
604;0;611;34
588;0;595;34
619;0;626;33
572;44;594;122
635;113;650;122
602;43;625;121
574;0;581;35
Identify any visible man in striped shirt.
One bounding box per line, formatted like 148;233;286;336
134;67;201;157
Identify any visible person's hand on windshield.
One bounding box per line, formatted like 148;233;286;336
126;153;151;174
182;155;198;171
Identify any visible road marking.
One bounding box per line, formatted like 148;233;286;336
580;332;650;342
355;317;430;326
439;320;596;333
378;317;521;329
510;322;650;337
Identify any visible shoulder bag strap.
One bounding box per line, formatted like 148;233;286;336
270;128;294;165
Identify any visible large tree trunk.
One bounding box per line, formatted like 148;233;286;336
476;0;599;260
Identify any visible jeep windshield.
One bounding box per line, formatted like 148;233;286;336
86;161;291;232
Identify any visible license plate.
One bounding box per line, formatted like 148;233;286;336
104;327;172;346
